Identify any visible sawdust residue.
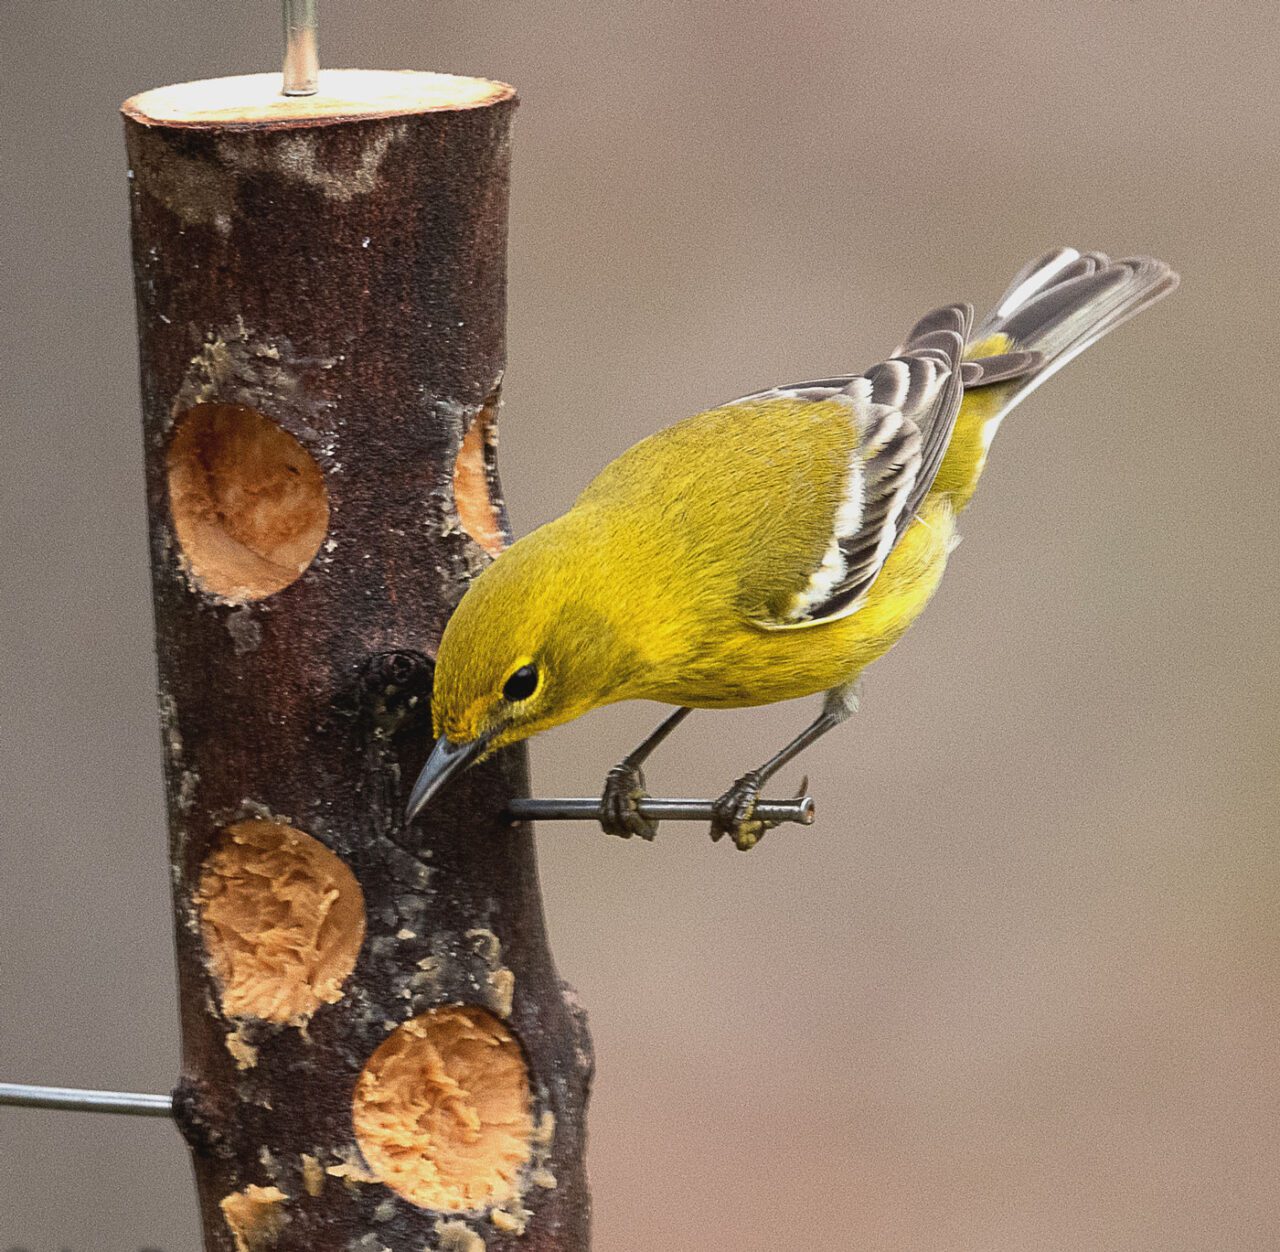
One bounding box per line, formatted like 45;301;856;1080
220;1184;289;1252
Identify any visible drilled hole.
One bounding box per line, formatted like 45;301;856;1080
453;402;504;559
167;402;329;601
353;1005;533;1211
196;819;365;1023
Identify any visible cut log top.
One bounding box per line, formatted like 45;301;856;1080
122;68;516;130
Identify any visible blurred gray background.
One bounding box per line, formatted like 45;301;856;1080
3;2;1277;1250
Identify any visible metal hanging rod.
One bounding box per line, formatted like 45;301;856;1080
282;0;319;96
508;795;816;825
0;1081;173;1118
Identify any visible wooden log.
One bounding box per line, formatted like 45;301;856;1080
122;70;592;1252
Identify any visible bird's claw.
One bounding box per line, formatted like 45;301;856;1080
600;761;659;840
710;771;776;851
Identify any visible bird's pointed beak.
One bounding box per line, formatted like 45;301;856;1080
405;733;489;821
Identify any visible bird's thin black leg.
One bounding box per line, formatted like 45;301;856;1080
600;706;692;841
757;711;845;784
712;684;859;850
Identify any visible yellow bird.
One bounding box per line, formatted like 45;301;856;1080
408;249;1178;848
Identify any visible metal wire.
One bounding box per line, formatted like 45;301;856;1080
0;1082;173;1118
508;795;816;825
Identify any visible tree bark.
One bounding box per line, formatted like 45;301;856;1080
123;70;592;1252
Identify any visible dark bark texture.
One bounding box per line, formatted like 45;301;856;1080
124;80;592;1252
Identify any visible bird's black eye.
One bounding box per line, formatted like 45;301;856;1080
503;664;539;702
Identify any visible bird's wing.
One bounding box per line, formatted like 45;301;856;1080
741;303;972;628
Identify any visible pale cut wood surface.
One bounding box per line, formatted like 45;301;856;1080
123;68;515;129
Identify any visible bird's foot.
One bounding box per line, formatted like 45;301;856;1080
710;770;775;851
600;761;659;840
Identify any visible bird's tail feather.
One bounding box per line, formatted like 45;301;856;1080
927;248;1177;511
963;248;1179;417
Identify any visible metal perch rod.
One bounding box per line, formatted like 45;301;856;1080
508;795;816;825
0;1082;173;1117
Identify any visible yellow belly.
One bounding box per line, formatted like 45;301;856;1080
645;494;957;708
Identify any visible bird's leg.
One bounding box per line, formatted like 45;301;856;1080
601;706;693;841
711;683;860;851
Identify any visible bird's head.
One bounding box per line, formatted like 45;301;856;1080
405;526;641;820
